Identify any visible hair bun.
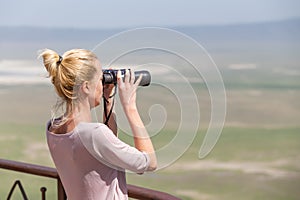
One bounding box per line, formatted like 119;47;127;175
39;49;62;83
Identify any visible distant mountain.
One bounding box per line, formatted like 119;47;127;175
0;18;299;60
177;18;300;42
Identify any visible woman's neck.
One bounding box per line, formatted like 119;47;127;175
50;101;92;134
68;101;92;124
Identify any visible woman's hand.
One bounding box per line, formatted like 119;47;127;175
103;83;115;100
117;69;142;112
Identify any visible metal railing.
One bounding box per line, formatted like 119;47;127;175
0;158;180;200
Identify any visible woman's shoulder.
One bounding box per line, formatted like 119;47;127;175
78;122;108;131
77;122;119;145
77;122;113;138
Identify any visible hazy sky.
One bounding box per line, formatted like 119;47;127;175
1;0;300;29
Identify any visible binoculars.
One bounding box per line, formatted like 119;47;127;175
102;69;151;86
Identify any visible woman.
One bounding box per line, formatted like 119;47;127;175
40;49;157;200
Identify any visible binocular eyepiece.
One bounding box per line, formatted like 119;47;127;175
102;69;151;86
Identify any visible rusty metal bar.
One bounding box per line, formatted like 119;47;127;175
0;158;180;200
127;184;181;200
0;159;57;178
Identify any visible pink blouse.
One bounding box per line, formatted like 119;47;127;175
46;121;150;200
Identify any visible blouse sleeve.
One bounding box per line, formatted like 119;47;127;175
78;123;150;174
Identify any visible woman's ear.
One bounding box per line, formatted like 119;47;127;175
81;81;90;95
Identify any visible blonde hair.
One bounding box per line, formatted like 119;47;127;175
39;49;98;125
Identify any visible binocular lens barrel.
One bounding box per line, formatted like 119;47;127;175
102;69;151;86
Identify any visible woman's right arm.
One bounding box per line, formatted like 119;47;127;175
117;70;157;171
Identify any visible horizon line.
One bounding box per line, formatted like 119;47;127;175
0;17;299;31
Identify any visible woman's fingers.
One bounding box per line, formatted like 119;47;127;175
130;69;135;85
116;69;143;109
117;70;123;86
117;69;143;87
124;69;130;84
134;73;143;86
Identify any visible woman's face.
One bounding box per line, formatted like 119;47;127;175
88;59;103;108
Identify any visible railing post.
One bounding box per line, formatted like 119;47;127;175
57;178;66;200
40;187;47;200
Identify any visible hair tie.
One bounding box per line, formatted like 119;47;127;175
57;55;63;65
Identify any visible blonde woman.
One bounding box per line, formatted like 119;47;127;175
40;49;157;200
